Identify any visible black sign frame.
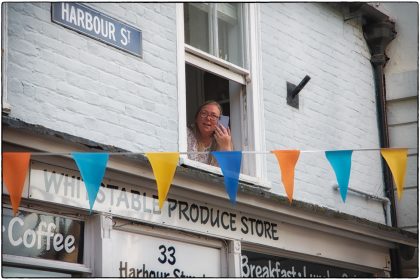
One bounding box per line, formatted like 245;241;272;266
241;250;374;278
51;2;143;57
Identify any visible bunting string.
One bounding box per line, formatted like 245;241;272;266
18;147;419;156
2;147;414;215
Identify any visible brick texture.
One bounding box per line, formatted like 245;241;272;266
6;3;388;223
261;3;385;223
6;3;178;152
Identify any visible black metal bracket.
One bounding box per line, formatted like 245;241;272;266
286;75;311;109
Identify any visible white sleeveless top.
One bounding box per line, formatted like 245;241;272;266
187;128;216;166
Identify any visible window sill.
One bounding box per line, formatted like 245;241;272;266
3;254;92;273
2;102;11;115
179;156;272;190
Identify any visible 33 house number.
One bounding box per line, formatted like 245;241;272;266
158;245;176;265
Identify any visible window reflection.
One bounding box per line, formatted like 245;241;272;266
217;3;244;66
184;3;210;53
184;3;244;67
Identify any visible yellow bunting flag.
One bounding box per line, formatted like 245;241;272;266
380;148;408;199
272;150;301;203
146;152;180;209
2;152;31;215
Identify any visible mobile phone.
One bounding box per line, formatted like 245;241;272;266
218;115;230;128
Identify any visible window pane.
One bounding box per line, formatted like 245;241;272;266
184;3;210;53
217;3;244;67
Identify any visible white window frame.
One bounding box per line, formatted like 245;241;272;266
2;3;12;114
177;3;269;188
3;255;92;274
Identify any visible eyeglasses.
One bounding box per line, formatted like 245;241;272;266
199;111;220;122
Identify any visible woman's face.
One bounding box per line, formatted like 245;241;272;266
196;104;221;137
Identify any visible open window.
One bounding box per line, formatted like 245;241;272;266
178;3;268;186
185;64;249;173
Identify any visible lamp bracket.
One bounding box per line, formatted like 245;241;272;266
287;75;311;109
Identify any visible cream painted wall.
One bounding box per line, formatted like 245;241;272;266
376;2;418;277
379;2;418;233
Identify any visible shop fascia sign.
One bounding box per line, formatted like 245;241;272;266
27;161;279;245
2;207;84;264
51;2;142;57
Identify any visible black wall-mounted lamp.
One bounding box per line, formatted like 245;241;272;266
286;75;311;109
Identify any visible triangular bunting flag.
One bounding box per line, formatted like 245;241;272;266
2;152;31;215
146;152;180;209
72;152;109;213
272;150;301;203
212;151;242;204
380;148;408;199
325;150;353;202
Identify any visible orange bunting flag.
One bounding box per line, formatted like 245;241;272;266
380;148;408;200
2;152;31;215
272;150;301;203
146;152;180;209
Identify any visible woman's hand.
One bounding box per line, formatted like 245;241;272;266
214;125;232;151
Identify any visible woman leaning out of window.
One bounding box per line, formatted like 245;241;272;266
187;101;233;166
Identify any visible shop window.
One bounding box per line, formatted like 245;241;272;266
2;206;89;277
240;250;375;278
178;3;267;185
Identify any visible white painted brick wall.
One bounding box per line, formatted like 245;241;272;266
6;3;390;223
6;2;178;152
261;3;386;223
